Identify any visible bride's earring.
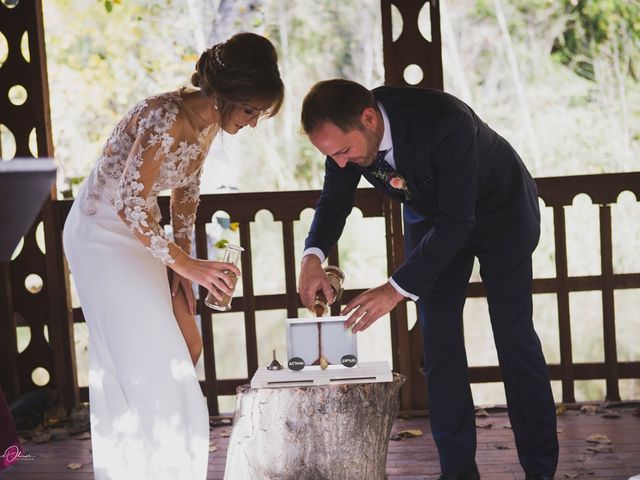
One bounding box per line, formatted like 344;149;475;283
210;96;221;126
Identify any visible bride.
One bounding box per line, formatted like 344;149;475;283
63;32;284;480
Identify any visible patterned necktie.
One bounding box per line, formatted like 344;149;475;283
370;149;391;173
368;150;411;202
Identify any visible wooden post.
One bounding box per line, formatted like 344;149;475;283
0;263;19;400
224;374;405;480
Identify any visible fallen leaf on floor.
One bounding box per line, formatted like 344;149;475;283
556;404;567;415
74;432;91;441
493;443;509;450
601;409;620;419
585;433;611;444
44;405;69;427
50;428;69;441
475;422;493;429
219;430;231;437
70;403;91;431
30;424;45;435
209;416;232;428
390;429;423;441
557;428;564;433
580;405;597;415
586;444;613;454
209;444;218;452
577;467;594;476
502;424;512;429
475;409;489;418
65;425;89;436
31;431;52;444
67;463;83;470
563;474;578;479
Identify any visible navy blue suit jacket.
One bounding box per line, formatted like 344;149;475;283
305;86;540;298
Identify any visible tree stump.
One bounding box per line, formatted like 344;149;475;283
224;373;405;480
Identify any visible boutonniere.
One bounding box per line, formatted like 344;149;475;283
370;168;411;200
389;174;407;191
390;173;411;200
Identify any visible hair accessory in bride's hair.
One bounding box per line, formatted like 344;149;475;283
212;43;225;68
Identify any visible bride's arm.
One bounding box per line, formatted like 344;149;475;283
115;106;186;267
115;109;237;295
170;169;201;258
169;171;202;314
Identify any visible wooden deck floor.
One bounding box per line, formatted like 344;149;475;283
2;405;639;480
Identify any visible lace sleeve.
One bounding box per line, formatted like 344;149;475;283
171;169;202;255
114;103;184;265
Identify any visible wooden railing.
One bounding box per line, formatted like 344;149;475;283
458;172;640;405
37;172;640;412
51;188;401;414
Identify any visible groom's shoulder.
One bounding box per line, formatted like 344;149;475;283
373;86;468;115
372;85;455;101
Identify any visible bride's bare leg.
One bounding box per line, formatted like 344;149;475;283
172;288;203;366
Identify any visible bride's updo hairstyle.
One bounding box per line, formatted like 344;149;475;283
191;32;284;127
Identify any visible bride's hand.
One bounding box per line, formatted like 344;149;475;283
170;271;197;315
177;257;241;301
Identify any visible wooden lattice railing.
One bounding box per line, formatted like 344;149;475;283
459;173;640;406
43;172;640;413
51;188;398;414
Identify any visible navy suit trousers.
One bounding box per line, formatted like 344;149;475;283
403;206;559;476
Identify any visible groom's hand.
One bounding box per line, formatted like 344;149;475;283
342;282;404;333
299;254;334;310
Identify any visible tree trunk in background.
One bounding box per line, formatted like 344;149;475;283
224;374;405;480
276;0;294;183
493;0;541;172
441;0;473;104
610;23;630;167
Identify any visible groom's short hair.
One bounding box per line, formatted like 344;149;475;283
301;79;377;134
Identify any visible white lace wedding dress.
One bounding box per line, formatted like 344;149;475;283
63;90;216;480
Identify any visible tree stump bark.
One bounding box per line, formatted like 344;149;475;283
224;373;405;480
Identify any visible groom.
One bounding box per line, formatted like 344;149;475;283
297;79;558;480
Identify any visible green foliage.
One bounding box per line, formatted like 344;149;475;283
100;0;121;13
473;0;495;18
43;0;203;182
552;0;640;81
43;0;384;191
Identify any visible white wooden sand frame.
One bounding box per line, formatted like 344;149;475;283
250;316;392;388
